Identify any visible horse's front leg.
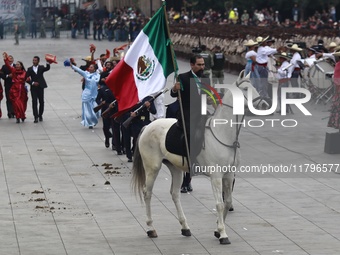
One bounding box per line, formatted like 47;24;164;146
211;177;231;245
168;166;191;236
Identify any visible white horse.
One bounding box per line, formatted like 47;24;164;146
131;71;263;245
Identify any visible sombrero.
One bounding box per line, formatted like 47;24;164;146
287;44;303;52
275;52;291;60
256;36;269;44
244;39;258;47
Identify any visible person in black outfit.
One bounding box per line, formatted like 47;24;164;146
170;54;208;193
1;55;15;118
96;61;121;154
25;56;51;123
122;97;156;162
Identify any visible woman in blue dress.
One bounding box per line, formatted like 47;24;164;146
71;63;100;128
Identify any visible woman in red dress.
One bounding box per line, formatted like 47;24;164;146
3;52;28;123
328;52;340;129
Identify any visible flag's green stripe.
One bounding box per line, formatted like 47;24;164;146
143;6;177;78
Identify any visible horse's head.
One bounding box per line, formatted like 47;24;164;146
220;70;269;115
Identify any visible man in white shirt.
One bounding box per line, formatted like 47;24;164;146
254;36;281;100
287;44;303;94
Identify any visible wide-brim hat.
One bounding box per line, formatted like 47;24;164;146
244;39;258;47
287;44;303;52
256;36;269;44
109;56;121;62
328;42;337;48
82;56;92;62
275;52;291;60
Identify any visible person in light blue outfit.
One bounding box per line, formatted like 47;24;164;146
71;63;100;128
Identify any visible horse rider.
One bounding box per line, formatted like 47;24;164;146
171;54;209;192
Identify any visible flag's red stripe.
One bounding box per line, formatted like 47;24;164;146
106;60;139;114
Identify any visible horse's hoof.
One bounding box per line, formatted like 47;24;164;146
147;230;158;238
214;231;220;239
229;206;234;212
181;229;191;236
219;237;231;245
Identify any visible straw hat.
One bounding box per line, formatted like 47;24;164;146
244;39;258;47
275;52;291;60
328;42;337;48
256;36;269;44
287;44;302;52
82;56;92;62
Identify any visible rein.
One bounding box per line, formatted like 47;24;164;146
204;78;261;166
205;102;244;167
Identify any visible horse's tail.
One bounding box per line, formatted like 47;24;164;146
131;126;147;202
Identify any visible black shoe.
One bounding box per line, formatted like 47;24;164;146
127;158;133;162
39;116;43;122
181;186;188;193
105;138;109;148
187;184;193;192
34;118;38;123
16;118;20;123
117;151;123;155
8;114;13;119
21;118;25;122
89;126;93;129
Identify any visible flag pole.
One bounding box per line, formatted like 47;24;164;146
162;0;192;172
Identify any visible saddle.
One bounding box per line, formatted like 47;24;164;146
165;118;206;160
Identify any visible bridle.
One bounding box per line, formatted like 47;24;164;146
205;79;262;166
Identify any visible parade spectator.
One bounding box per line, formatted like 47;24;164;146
292;4;299;22
211;45;225;86
328;51;340;129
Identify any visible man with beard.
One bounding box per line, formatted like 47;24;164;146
171;54;208;193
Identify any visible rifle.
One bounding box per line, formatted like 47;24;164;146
93;100;106;113
101;100;117;119
122;88;169;129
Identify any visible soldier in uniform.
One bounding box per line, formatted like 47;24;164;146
211;45;225;86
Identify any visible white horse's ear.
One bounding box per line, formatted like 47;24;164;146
238;70;245;80
244;71;251;80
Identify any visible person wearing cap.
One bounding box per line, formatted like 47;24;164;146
25;56;51;123
276;52;293;113
327;51;340;128
287;44;303;92
228;8;238;24
254;36;281;99
244;39;258;87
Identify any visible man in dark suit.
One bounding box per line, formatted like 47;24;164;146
0;55;15;118
26;56;51;123
170;54;208;193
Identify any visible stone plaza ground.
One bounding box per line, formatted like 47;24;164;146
0;34;340;255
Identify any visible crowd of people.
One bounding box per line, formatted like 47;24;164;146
240;36;340;128
168;4;340;31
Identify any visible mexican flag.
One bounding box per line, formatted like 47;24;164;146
106;3;177;116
